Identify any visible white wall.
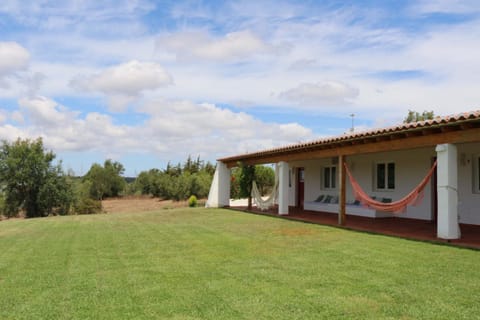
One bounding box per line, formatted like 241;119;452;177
457;142;480;225
288;159;338;206
286;143;480;224
290;147;437;220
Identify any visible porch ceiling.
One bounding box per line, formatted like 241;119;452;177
219;110;480;167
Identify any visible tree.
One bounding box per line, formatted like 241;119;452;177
0;138;73;218
404;110;435;123
83;159;126;200
254;165;275;195
239;163;255;210
132;156;215;201
231;165;275;199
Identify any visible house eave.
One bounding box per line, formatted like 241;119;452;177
218;111;480;168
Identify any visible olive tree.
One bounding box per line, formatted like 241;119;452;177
0;138;73;217
83;159;126;200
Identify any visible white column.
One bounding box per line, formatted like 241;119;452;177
278;161;289;215
205;161;231;208
435;144;460;239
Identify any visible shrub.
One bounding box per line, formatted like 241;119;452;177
74;198;102;215
188;195;197;207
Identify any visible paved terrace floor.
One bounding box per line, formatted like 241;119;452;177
229;205;480;250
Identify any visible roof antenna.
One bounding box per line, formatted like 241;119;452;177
350;113;355;133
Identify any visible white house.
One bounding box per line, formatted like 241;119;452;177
207;111;480;240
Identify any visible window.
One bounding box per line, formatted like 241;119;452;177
375;162;395;190
322;166;337;189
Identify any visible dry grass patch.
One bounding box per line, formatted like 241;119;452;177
102;196;189;213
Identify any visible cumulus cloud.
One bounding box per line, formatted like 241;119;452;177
0;42;30;88
279;81;359;107
18;96;77;126
70;60;173;111
139;99;314;157
157;30;276;62
1;96;314;167
7;96;133;153
0;42;30;75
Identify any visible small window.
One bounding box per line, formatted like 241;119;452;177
322;166;337;189
375;162;395;190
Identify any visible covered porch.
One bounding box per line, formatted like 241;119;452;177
207;112;480;243
229;204;480;250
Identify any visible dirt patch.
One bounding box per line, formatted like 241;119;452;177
102;196;190;214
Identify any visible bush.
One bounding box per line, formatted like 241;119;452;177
188;195;197;207
74;198;102;215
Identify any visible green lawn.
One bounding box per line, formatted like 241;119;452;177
0;208;479;319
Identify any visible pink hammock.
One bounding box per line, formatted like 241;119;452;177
344;161;437;214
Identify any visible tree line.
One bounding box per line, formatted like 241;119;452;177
133;156;216;201
0;138;277;219
0;138;217;218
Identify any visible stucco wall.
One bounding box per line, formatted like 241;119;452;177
284;142;479;224
290;147;437;221
457;142;480;225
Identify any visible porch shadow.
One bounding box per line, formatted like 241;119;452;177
229;205;480;250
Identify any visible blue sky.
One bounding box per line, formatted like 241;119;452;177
0;0;479;176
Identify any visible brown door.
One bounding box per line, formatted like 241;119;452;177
297;167;305;208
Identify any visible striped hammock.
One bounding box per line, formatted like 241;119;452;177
344;161;437;214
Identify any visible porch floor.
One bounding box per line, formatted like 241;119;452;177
229;205;480;250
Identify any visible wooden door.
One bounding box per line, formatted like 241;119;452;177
297;167;305;208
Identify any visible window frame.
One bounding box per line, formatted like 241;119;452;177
374;161;396;191
322;165;337;190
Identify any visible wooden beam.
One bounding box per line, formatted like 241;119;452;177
338;155;346;226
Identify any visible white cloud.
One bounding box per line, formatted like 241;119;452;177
1;96;314;167
70;60;173;111
18;96;76;126
157;30;276;62
0;42;30;75
279;81;359;107
135;98;315;157
0;42;30;88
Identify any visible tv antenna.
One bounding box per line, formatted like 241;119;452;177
350;113;355;133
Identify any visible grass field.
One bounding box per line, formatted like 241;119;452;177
1;208;479;319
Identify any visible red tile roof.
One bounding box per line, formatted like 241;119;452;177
219;110;480;163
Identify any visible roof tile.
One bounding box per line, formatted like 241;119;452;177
219;110;480;162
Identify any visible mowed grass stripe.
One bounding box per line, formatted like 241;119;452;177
0;208;479;319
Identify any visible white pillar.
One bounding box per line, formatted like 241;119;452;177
205;161;231;208
278;161;289;215
435;144;460;239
